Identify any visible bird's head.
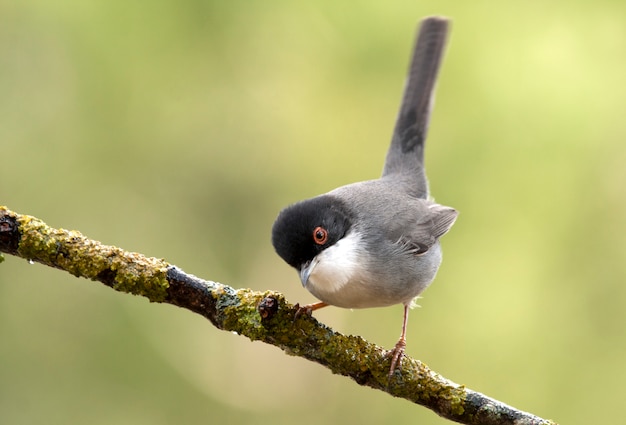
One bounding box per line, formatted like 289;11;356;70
271;196;352;286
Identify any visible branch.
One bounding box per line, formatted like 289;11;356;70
0;206;557;425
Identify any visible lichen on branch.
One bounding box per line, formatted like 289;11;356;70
0;206;557;425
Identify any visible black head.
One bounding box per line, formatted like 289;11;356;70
271;195;352;270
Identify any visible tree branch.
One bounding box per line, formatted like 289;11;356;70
0;206;557;425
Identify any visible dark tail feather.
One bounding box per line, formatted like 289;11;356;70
382;17;450;199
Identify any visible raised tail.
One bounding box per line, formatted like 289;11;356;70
382;17;450;199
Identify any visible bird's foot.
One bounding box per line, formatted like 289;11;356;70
388;338;407;379
294;301;328;319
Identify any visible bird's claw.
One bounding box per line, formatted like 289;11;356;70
293;302;328;319
388;338;407;379
293;303;314;319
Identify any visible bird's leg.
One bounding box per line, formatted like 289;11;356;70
388;303;410;378
294;301;328;319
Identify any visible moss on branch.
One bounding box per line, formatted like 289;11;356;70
0;206;557;425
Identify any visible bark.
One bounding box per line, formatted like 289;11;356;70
0;206;557;425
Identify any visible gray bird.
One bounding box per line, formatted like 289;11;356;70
271;16;457;377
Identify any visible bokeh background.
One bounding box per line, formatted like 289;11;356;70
1;1;625;424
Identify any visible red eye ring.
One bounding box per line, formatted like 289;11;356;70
313;226;328;245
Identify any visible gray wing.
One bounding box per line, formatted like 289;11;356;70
333;180;457;253
387;199;457;255
408;202;457;252
382;16;450;199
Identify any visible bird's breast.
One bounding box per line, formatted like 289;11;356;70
305;234;442;309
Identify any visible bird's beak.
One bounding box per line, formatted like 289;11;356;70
299;259;316;287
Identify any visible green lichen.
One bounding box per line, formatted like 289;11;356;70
441;385;466;416
110;256;170;302
16;213;170;302
220;288;269;340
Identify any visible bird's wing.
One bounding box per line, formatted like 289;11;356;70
393;201;458;253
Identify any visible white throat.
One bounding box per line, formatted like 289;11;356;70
305;232;364;303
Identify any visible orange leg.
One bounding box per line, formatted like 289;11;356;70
294;301;328;318
388;303;410;379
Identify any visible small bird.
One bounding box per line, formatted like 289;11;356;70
271;16;457;378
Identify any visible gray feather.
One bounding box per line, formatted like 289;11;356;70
329;180;457;253
382;17;449;199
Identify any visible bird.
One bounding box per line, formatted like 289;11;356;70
271;16;457;378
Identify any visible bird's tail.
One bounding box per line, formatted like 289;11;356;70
382;17;450;199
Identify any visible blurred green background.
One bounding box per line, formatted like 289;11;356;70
1;1;625;424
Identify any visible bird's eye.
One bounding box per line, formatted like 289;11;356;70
312;226;328;245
